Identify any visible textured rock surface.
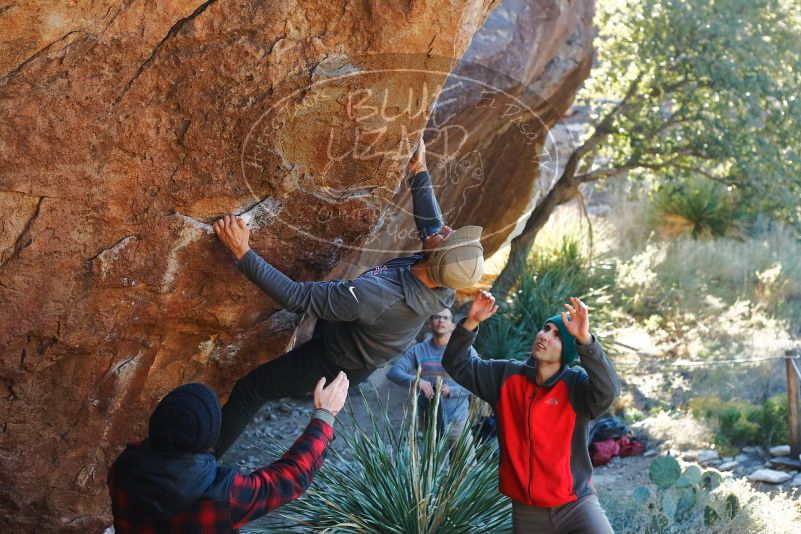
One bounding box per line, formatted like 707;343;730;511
334;0;595;277
769;444;791;457
747;469;793;484
0;1;499;530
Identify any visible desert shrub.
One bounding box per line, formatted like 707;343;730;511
610;223;801;326
473;313;530;361
688;395;789;451
746;395;789;447
650;179;743;240
264;386;511;533
512;238;612;326
477;236;613;361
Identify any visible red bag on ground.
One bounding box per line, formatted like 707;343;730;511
617;435;646;457
590;436;646;466
591;438;621;466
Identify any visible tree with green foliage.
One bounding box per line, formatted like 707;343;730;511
494;0;801;292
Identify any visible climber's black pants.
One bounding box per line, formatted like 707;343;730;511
213;336;375;458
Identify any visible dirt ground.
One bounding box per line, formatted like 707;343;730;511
219;366;410;465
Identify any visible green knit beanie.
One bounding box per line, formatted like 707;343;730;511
544;314;578;366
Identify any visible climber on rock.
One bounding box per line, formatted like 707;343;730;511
210;138;485;458
442;292;620;534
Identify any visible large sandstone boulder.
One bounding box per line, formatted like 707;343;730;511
334;0;595;277
1;0;595;530
0;1;499;530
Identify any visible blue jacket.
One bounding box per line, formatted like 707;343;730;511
387;338;473;425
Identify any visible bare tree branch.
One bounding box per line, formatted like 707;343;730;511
574;151;727;185
576;189;594;260
563;73;647;185
574;166;635;184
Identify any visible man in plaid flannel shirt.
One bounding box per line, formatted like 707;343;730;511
108;372;348;533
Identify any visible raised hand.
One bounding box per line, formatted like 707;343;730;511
561;297;592;345
408;137;427;175
422;225;453;255
464;290;499;331
212;214;250;261
313;371;349;416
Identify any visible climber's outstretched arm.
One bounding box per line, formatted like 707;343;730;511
212;215;376;322
407;139;445;241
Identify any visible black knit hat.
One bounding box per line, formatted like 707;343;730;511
148;383;221;453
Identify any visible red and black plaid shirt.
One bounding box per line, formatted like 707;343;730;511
109;418;333;533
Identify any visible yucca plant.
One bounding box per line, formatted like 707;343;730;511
260;378;511;533
473;313;530;361
650;179;742;240
475;236;615;365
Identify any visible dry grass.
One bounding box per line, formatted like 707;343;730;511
599;472;801;534
634;410;714;450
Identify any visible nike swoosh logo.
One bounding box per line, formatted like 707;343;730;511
348;286;359;303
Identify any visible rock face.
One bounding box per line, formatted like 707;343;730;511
333;0;595;276
748;469;793;484
769;444;791;457
0;1;499;530
0;0;594;530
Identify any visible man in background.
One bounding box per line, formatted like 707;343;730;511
387;307;473;447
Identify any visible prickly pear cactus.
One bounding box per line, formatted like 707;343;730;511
649;455;681;489
681;465;702;486
724;494;739;518
704;504;721;526
642;456;739;529
675;486;697;522
703;492;740;526
660;487;679;519
634;485;651;505
702;468;723;490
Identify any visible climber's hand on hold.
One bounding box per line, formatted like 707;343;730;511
213;214;250;261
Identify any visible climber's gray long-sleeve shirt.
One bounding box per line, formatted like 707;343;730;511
236;171;455;369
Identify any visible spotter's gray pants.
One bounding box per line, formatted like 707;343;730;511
512;494;614;534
